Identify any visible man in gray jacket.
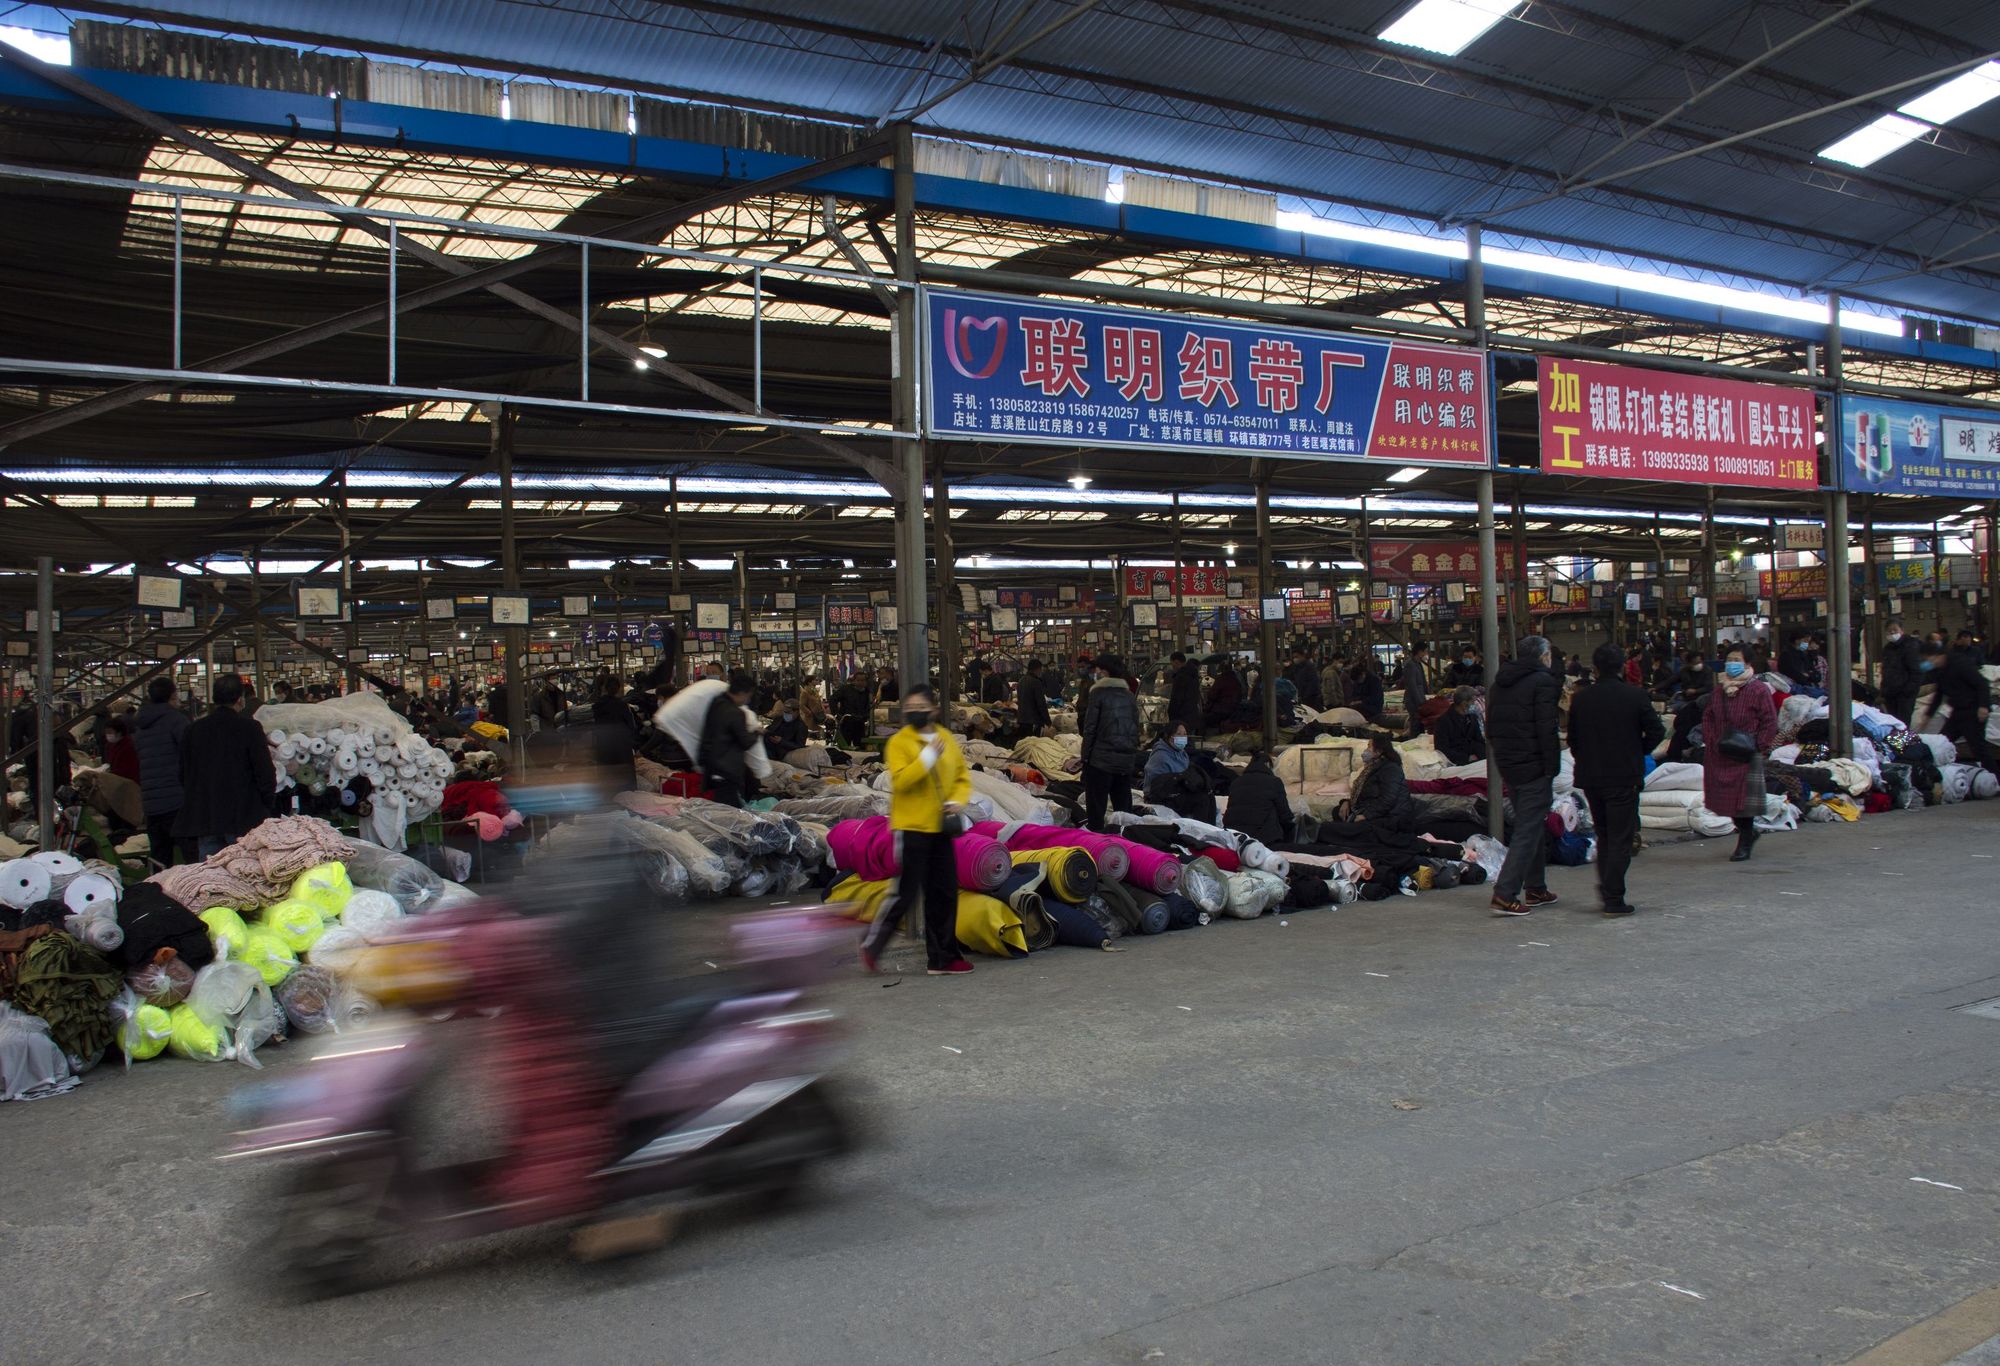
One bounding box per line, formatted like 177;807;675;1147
1079;653;1140;831
134;676;195;866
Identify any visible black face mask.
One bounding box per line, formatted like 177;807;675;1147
906;710;935;729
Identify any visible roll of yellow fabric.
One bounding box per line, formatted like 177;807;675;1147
827;874;1028;958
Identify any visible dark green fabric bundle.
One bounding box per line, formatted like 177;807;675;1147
14;931;121;1061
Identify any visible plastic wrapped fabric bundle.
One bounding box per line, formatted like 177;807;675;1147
791;821;831;872
648;826;733;897
305;924;366;975
258;692;453;821
580;816;692;904
340;889;406;943
1092;878;1150;935
289;862;354;919
0;1003;79;1099
186;957;280;1067
276;965;343;1034
1008;847;1097;903
238;927;299;988
665;801;797;858
1940;763;1979;804
337;838;448;914
1220;869;1288;919
735;859;780;898
1977;770;2000;800
1177;856;1228;916
336;989;379;1030
62;912;124;954
266;898;329;954
128;956;196;1008
112;990;171;1062
769;792;889;824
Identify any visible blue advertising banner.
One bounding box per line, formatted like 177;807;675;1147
923;287;1490;468
1840;395;2000;495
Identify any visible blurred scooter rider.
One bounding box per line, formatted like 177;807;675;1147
860;687;973;977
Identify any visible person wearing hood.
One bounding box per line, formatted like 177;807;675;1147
136;676;195;867
1222;750;1295;846
1485;636;1563;916
1079;653;1140;831
1142;721;1215;823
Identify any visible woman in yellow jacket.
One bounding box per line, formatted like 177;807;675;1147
860;686;975;977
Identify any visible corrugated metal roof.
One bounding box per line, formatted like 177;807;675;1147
31;0;2000;322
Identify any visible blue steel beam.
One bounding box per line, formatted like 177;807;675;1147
0;61;1995;377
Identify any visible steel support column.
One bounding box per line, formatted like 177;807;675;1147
933;448;957;718
1702;487;1718;652
1468;224;1503;839
1824;298;1853;760
1863;498;1881;677
891;124;929;693
35;557;54;841
497;407;527;770
1256;468;1277;749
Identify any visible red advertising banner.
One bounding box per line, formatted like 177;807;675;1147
1538;357;1817;490
1369;540;1517;582
1123;565;1239;602
1760;566;1825;600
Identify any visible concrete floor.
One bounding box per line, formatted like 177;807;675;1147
11;804;2000;1365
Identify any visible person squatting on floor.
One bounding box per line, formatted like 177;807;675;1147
860;687;974;977
1566;643;1665;917
1485;634;1563;917
1702;644;1777;862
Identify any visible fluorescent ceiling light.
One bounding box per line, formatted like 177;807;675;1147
1068;474;1092;490
1379;0;1518;57
639;345;668;358
1900;61;2000;125
1820;61;2000;169
1819;113;1927;169
1385;466;1428;484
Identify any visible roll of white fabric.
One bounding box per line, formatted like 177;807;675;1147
0;859;52;911
61;870;120;916
1940;763;1978;804
1976;770;2000;800
1643;762;1705;792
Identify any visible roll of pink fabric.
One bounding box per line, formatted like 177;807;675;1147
969;821;1130;882
824;814;1011;892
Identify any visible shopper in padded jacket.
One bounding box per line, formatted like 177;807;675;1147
1484;636;1563;916
1348;734;1416;832
1080;654;1140;830
135;675;195;867
1879;618;1921;722
1223;750;1295;847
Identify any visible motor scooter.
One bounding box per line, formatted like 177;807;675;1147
225;900;857;1294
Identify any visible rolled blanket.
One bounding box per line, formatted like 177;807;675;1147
276;964;344;1034
1940;763;1978;804
1009;847;1097;903
1977;770;2000;800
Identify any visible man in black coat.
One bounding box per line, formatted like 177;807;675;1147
698;671;760;808
174;672;276;858
1485;635;1563;916
1879;618;1921;722
135;676;196;867
1166;651;1202;734
1932;639;1991;758
1078;653;1140;831
1015;658;1051;738
1567;643;1666;917
1433;686;1485;767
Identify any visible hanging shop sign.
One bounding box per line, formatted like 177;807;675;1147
983;586;1100;613
748;617;821;639
925;287;1489;467
1123;566;1246;603
1839;396;2000;495
577;620;667;646
825;599;876;630
1758;559;1935;600
1368;540;1517;582
1537;357;1817;490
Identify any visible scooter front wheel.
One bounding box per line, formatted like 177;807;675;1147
265;1149;402;1298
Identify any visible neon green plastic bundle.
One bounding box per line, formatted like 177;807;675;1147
237;926;299;987
265;898;328;954
199;906;252;958
119;1002;172;1060
166;1003;224;1060
290;861;354;920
